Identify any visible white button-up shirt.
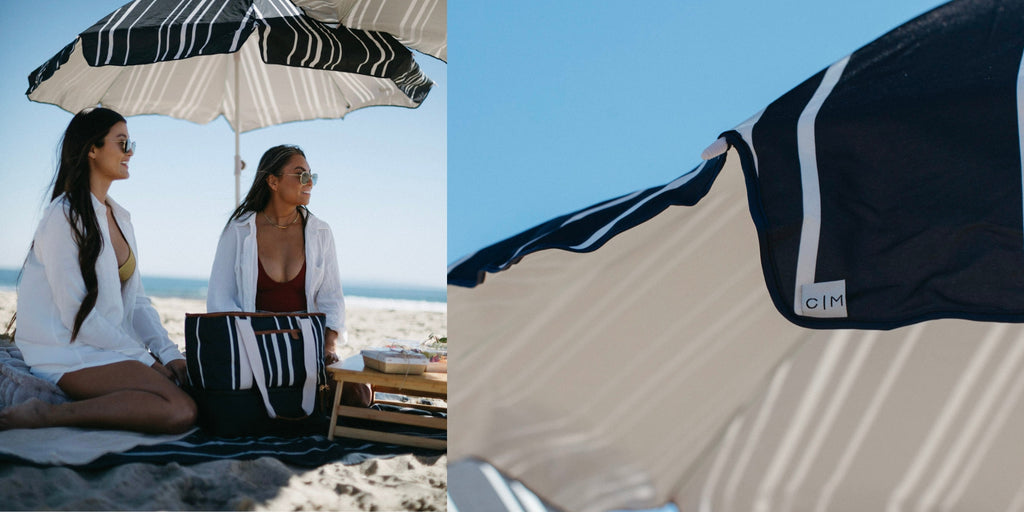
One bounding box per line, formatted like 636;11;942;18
16;194;184;379
206;211;347;345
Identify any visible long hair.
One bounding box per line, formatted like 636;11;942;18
227;144;310;229
50;107;126;341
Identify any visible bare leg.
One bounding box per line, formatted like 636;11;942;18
340;382;373;407
0;360;196;434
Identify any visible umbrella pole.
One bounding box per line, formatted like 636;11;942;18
234;52;241;207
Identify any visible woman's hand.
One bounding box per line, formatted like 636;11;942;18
325;328;340;365
152;359;188;386
166;359;188;386
151;361;175;380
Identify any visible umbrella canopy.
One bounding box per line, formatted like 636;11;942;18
290;0;445;61
448;0;1024;510
26;0;442;203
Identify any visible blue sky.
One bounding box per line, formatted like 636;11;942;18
447;0;948;266
0;1;446;288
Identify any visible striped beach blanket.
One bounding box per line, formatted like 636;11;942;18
0;404;444;469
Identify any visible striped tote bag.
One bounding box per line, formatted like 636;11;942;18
184;312;329;435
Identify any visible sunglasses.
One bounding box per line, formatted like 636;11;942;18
282;171;318;185
119;138;136;154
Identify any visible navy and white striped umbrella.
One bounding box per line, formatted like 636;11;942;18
448;0;1024;510
26;0;444;203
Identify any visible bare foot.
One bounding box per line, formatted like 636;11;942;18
0;398;54;430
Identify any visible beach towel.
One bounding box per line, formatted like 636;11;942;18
0;405;444;469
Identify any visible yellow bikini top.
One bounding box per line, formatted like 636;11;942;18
118;245;136;283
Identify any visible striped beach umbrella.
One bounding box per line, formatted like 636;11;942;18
448;0;1024;510
26;0;445;204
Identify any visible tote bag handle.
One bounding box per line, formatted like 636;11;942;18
234;316;319;418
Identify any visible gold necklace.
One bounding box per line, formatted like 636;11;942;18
262;209;300;229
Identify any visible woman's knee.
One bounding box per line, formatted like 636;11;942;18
162;391;198;434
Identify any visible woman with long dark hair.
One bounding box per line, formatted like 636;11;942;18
207;145;369;405
0;108;196;433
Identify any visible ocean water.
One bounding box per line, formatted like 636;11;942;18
0;267;445;311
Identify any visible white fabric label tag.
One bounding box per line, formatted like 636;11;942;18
800;280;848;318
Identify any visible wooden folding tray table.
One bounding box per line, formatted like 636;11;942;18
327;356;447;450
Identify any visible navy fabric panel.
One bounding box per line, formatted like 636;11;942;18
737;0;1024;328
79;0;257;66
746;69;827;313
448;156;728;287
25;41;75;95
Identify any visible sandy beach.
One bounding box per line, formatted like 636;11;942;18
0;290;447;511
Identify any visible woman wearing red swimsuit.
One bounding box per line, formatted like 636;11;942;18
206;145;371;407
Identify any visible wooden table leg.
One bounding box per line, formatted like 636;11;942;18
327;378;346;440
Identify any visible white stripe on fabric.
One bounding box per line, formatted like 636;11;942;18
569;161;709;251
364;30;389;76
229;315;237;389
699;417;745;512
723;359;795;512
95;5;123;65
194;318;206;387
1017;45;1024;251
942;329;1024;510
499;190;645;271
479;463;528;512
780;332;877;512
198;0;231;54
104;3;138;65
298;318;319;415
886;327;1003;512
813;324;923;512
228;2;256;52
508;480;548;512
235;316;253;389
266;0;304;66
186;0;219;58
793;56;849;315
174;0;207;60
920;325;1015;511
271;329;285;388
121;0;157;65
284;326;295;387
754;332;850;512
734;108;765;175
159;0;191;61
273;316;287;386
